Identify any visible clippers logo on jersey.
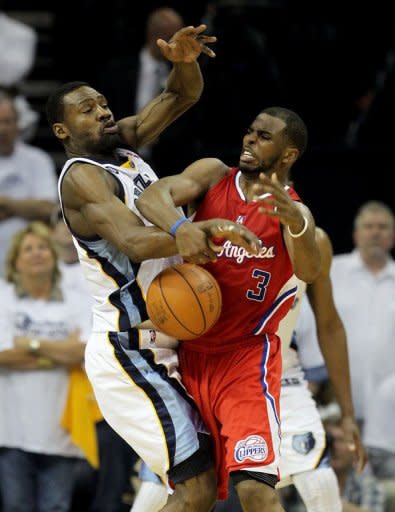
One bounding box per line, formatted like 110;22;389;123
234;435;268;463
217;240;276;264
292;432;316;455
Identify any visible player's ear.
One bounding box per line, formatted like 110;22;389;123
282;147;299;165
53;122;69;141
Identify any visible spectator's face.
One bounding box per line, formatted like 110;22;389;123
15;233;55;279
328;425;354;472
353;210;395;258
0;99;18;156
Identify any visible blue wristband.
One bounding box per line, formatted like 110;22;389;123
170;217;190;237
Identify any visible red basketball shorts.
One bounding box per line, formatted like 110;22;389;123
179;334;282;500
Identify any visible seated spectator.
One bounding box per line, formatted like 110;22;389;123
0;92;57;276
0;221;90;512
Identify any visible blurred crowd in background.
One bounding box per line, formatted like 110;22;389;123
0;1;394;511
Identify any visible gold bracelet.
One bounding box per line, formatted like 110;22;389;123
287;216;308;238
37;357;54;369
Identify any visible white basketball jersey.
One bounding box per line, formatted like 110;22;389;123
277;278;307;371
58;148;181;333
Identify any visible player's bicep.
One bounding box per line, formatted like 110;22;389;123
118;92;189;149
168;158;228;205
64;164;143;245
80;194;143;243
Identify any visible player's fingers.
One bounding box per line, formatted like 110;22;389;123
238;230;261;254
156;38;169;50
258;206;279;216
200;45;216;58
197;34;217;41
207;238;223;253
191;24;207;35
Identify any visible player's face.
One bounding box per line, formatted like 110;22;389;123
61;86;122;156
353;210;395;258
239;113;286;176
15;233;56;279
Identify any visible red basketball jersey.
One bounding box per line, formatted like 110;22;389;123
185;168;300;352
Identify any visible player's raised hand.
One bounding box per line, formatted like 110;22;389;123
253;172;306;234
157;24;216;63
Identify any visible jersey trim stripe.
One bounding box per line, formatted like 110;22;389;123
138;348;198;411
78;239;148;330
261;334;281;428
116;331;196;408
108;332;176;467
253;285;298;335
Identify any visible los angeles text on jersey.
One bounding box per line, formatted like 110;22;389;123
217;240;276;264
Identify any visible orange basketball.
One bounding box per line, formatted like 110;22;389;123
146;263;222;340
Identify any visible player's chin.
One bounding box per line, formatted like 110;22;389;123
239;161;260;174
100;133;122;150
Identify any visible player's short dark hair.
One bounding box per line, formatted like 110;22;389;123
46;81;89;127
262;106;308;156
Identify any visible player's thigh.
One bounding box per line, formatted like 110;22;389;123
216;338;282;477
85;331;204;480
278;379;327;481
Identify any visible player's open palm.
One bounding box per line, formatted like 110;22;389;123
157;24;216;63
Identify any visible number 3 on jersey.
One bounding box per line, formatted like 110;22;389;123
247;269;271;302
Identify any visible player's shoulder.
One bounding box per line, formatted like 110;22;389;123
63;159;109;187
285;184;300;202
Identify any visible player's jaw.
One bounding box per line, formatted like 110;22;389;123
83;125;122;156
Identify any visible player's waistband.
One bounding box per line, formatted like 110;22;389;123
179;333;279;354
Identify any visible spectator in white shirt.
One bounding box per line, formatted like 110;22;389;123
0;92;58;276
0;221;89;512
0;11;39;139
330;200;395;426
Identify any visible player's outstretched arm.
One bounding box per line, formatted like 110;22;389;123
136;158;262;260
307;228;367;472
118;24;216;149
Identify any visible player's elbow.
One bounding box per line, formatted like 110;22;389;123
295;256;321;284
120;238;145;263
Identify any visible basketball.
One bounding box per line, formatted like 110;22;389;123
146;263;222;340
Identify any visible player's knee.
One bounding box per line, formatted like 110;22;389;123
174;468;217;511
233;473;282;510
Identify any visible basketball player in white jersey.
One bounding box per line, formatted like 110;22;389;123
46;25;262;512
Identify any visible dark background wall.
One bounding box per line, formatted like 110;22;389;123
3;0;394;255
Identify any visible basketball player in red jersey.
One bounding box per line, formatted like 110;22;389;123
136;107;321;511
